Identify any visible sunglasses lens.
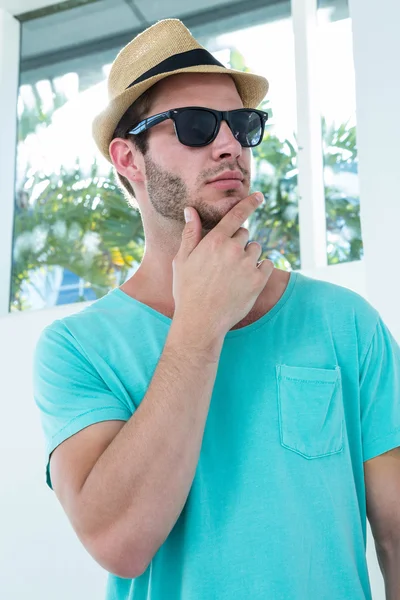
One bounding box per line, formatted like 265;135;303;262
175;109;217;146
173;109;265;147
231;111;263;146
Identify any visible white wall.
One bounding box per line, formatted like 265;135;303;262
0;301;108;599
349;0;400;342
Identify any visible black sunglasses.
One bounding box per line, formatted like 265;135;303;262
127;106;269;148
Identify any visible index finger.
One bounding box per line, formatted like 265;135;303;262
213;192;264;238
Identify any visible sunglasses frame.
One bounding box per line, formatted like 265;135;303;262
126;106;269;147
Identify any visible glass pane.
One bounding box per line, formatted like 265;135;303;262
317;0;362;265
12;34;144;312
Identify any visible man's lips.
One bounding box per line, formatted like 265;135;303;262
207;179;243;189
207;170;244;184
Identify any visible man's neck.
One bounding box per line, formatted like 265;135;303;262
120;264;289;329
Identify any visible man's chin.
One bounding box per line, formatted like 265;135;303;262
212;191;247;204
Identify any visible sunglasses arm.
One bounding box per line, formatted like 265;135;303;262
127;111;171;135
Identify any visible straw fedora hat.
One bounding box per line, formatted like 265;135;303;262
92;18;269;162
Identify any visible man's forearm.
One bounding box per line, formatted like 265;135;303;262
377;541;400;600
76;316;224;578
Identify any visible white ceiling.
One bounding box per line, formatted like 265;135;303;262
19;0;286;81
0;0;67;16
21;0;238;57
15;0;345;86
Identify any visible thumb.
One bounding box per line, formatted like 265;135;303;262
179;207;202;259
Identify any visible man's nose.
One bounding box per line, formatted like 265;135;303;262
211;120;242;160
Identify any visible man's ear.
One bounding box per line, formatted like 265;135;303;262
109;138;145;183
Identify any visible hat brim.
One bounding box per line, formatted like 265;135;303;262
92;64;269;162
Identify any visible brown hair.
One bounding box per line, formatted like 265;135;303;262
111;84;159;211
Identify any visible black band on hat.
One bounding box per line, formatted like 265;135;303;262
126;48;226;88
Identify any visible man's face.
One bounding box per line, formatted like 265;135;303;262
142;73;252;232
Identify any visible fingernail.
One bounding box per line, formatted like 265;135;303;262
256;193;264;204
184;208;192;222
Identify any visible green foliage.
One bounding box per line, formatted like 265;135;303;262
249;133;300;269
18;80;69;142
11;162;144;311
248;119;361;270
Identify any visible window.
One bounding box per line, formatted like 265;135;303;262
10;0;359;312
12;1;298;312
317;0;362;264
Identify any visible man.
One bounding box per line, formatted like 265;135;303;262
34;18;400;600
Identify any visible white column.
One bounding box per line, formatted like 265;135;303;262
349;4;400;599
291;0;327;270
0;9;20;316
348;0;400;342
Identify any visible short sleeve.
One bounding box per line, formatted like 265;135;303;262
360;315;400;461
33;323;132;490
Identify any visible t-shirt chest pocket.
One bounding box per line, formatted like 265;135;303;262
276;364;344;459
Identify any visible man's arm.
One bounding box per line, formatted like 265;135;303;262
50;316;224;579
364;447;400;600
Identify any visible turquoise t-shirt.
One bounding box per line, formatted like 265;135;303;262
33;270;400;599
